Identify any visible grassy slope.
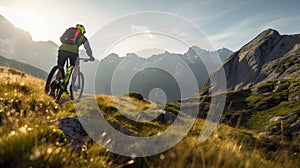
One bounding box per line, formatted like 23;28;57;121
0;66;299;167
220;74;300;135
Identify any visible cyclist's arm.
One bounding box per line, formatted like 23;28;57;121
83;37;93;57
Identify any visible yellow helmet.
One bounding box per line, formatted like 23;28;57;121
76;24;86;34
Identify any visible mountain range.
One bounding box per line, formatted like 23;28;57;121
0;14;232;102
81;47;232;102
0;15;57;71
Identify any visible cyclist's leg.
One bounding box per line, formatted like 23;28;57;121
57;50;67;80
48;50;66;97
70;54;79;84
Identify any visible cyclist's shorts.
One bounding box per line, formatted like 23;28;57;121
57;50;79;67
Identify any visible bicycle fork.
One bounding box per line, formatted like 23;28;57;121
61;66;74;90
55;65;74;103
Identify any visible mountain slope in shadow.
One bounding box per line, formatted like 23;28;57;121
200;29;300;94
0;55;47;79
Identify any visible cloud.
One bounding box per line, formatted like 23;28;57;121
130;25;154;39
260;15;300;33
206;14;273;51
207;31;237;50
172;0;239;26
208;31;235;42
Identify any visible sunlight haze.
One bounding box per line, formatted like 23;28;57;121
0;0;299;58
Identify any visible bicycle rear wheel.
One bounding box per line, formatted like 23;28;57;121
70;72;84;101
45;66;65;99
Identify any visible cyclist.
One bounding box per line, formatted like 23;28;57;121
54;24;95;94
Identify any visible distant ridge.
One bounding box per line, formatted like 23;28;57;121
0;55;47;79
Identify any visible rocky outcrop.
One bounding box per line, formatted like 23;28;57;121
196;29;300;140
50;116;91;151
269;113;299;122
288;120;300;134
50;115;137;151
288;77;300;103
260;113;300;137
201;29;300;94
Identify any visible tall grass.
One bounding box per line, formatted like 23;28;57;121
0;67;299;167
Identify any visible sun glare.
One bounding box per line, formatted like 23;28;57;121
12;8;48;41
0;4;59;43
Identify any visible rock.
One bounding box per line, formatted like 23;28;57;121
266;125;280;132
289;94;300;102
273;80;288;92
155;110;178;124
258;131;272;137
263;122;282;136
50;116;91;151
255;104;270;111
295;95;300;101
269;116;282;122
288;120;300;134
50;115;140;151
164;111;177;123
269;113;299;122
252;84;274;94
255;98;285;111
265;124;277;131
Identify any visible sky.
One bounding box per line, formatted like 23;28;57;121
0;0;299;58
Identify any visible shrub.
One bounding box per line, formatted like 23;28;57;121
128;92;144;101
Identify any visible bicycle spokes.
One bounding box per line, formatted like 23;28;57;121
70;72;84;101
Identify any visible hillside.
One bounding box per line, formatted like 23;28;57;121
0;15;57;71
193;29;300;148
0;55;47;79
0;66;299;167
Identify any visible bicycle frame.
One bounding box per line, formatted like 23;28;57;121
59;59;72;90
49;57;90;103
60;58;83;91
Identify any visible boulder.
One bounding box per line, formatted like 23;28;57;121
288;120;300;134
258;131;272;137
252;84;274;94
164;111;177;123
50;115;139;151
269;113;299;122
50;116;90;151
289;94;300;102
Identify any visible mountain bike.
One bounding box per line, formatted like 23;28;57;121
45;57;91;103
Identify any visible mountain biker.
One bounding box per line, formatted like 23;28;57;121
56;24;95;92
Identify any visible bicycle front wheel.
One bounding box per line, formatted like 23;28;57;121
70;72;84;101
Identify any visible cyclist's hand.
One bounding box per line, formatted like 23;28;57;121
90;56;95;61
